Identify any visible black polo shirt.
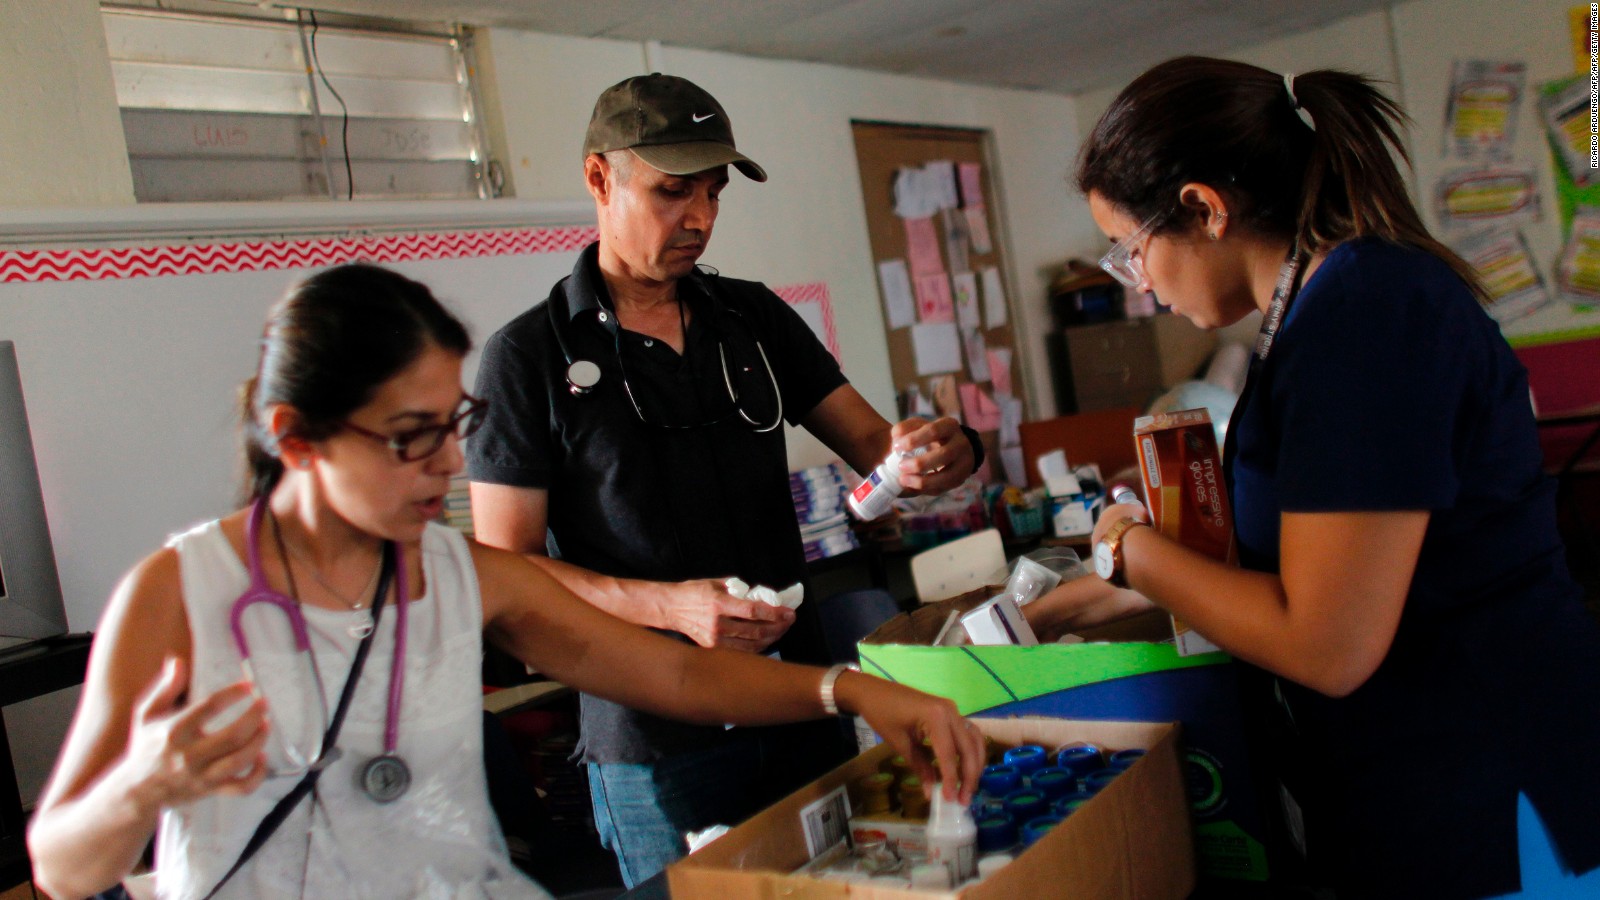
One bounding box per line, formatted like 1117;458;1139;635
468;242;849;763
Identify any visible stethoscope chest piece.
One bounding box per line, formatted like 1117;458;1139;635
360;753;411;803
567;359;602;395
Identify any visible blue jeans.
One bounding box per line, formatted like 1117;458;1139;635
586;723;848;887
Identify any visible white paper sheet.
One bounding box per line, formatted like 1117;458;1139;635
987;347;1013;396
999;394;1024;448
876;258;916;329
926;160;960;211
980;266;1008;328
962;327;990;382
893;166;941;219
953;272;981;330
911;322;962;376
1001;446;1028;487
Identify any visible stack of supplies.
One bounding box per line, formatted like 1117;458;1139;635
791;461;860;562
442;474;475;538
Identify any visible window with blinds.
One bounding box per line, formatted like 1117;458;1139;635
102;6;494;202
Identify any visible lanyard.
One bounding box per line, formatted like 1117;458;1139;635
1252;245;1309;369
1223;245;1309;494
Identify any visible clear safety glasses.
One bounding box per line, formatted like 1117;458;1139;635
1098;210;1165;289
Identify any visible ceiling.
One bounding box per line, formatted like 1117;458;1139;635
208;0;1399;95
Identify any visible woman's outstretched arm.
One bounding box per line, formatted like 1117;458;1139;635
475;543;986;799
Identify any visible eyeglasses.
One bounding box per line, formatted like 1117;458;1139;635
1099;210;1167;289
342;395;487;462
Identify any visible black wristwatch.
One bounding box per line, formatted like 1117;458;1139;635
959;425;986;473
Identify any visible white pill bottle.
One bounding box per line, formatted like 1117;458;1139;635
925;788;977;883
847;447;926;520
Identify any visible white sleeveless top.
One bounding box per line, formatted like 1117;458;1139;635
155;520;551;900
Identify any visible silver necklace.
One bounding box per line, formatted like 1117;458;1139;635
270;510;382;639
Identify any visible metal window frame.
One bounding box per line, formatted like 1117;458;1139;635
102;3;493;202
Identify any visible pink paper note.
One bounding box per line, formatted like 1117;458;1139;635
904;216;944;277
914;273;954;323
959;383;1003;431
958;162;985;208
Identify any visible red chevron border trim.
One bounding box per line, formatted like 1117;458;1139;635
0;226;600;284
772;281;840;361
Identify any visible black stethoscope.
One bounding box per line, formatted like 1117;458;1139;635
550;268;784;432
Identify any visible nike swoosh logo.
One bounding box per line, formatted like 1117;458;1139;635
691;113;716;123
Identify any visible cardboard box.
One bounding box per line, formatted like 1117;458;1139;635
1133;409;1233;656
668;717;1195;899
858;594;1272;883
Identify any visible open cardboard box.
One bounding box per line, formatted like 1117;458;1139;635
856;590;1273;883
668;717;1195;899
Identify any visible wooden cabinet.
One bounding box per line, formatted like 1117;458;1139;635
1059;316;1216;413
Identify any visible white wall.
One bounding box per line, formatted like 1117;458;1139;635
1067;1;1579;345
1390;0;1580;289
0;0;134;207
481;30;1089;465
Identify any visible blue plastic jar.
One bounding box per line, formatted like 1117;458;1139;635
976;813;1017;853
1002;745;1048;776
1020;814;1065;847
1054;744;1105;780
1053;794;1092;817
1004;789;1048;824
1029;766;1076;801
1084;769;1121;794
971;794;1008;821
1108;748;1146;771
979;764;1022;798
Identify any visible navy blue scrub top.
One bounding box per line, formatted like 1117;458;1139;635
1226;238;1600;896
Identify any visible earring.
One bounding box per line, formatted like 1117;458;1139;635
1209;232;1219;241
298;459;311;469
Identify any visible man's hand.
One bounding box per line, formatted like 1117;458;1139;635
891;416;976;497
657;578;796;652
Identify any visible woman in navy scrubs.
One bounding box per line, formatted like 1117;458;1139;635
1061;56;1600;897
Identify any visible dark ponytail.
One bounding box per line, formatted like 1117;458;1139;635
1077;56;1486;300
240;263;471;503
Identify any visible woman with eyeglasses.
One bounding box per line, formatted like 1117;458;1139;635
1027;57;1600;897
26;263;985;900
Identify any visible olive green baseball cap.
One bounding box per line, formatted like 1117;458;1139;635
583;73;767;182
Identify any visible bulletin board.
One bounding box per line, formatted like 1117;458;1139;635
850;121;1027;480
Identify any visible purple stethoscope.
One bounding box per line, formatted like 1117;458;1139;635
229;498;412;803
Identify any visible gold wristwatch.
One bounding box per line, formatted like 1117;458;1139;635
1093;518;1149;588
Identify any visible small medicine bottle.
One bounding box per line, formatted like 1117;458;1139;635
848;447;927;520
899;776;930;819
925;784;977;882
856;772;895;814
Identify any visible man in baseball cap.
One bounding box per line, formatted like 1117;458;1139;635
583;72;767;182
468;73;981;887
